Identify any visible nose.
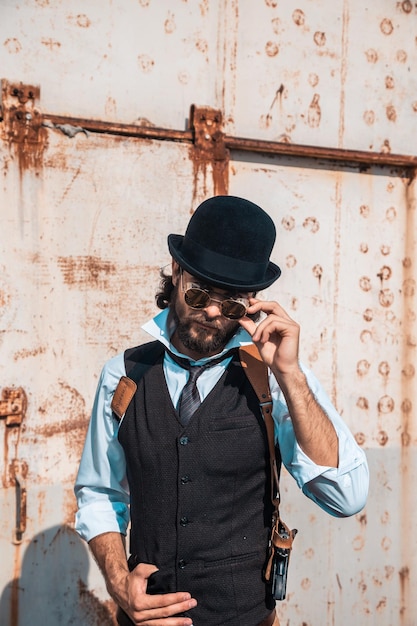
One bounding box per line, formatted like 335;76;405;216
203;297;223;318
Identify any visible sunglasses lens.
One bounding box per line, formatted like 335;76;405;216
184;288;211;309
221;300;247;320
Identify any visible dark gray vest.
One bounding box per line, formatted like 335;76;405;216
118;343;275;625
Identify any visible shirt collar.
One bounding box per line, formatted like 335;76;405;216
141;308;252;363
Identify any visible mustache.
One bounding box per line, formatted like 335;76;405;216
189;314;223;329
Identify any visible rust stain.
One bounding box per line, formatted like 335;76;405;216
378;289;394;308
377;265;392;281
271;17;280;34
386;105;397;122
377;395;395;414
265;41;279;57
195;38;209;58
354;431;365;446
286;254;297;268
4;38;22;54
78;579;117;625
33;381;89;471
307;94;321;128
378;361;390;377
137;54;155;73
359;276;372;292
313;31;326;46
292;9;305;26
67;13;91;28
58;255;117;289
308;73;319;87
282;216;295;231
63;486;79;526
357;360;370;376
385;75;395;89
199;0;209;17
363;110;375;125
380;18;394;35
396;49;407;63
380;139;392;153
312;264;323;280
377;431;389;446
164;11;176;34
357;397;369;410
302;216;319;232
363;308;373;321
400;0;413;12
40;38;61;50
365;48;379;63
401;363;415;378
13;346;46;361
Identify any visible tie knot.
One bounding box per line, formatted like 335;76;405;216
187;364;207;381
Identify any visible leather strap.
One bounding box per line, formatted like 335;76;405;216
239;344;297;583
239;344;279;507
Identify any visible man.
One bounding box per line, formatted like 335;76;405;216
75;195;369;626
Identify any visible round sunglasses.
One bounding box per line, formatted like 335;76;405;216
181;271;250;320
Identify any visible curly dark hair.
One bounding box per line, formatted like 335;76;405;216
155;268;174;310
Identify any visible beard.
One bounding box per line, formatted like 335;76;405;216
169;287;240;356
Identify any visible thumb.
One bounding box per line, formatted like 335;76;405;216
131;562;159;580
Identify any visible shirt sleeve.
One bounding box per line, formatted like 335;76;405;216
74;353;130;542
270;364;369;518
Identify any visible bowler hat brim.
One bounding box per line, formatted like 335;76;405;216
168;234;281;291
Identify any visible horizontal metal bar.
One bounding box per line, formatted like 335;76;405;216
44;114;417;169
44;114;194;144
225;135;417;169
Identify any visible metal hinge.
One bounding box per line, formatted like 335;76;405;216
189;105;229;196
0;386;27;427
0;79;47;171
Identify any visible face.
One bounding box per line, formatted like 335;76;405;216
170;263;245;357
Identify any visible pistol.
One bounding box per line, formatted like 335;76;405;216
270;545;290;600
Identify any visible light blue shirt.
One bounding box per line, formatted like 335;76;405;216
74;309;369;542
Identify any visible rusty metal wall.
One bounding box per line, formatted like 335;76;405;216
1;1;416;625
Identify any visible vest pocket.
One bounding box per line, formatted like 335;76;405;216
209;416;256;431
203;550;259;568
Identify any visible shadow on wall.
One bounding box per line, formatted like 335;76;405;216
0;524;117;626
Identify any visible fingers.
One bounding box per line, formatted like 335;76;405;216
130;593;197;625
240;298;299;343
126;564;197;625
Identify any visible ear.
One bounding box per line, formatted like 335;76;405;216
172;260;180;286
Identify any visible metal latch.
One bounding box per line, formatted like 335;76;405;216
0;387;27;426
10;459;28;544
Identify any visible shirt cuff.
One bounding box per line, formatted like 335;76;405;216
74;500;129;543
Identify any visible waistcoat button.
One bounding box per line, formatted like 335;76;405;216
180;516;189;526
178;559;187;569
179;436;189;445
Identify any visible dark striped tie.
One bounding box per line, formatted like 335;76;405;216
178;364;207;426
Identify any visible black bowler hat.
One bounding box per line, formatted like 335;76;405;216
168;196;281;291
